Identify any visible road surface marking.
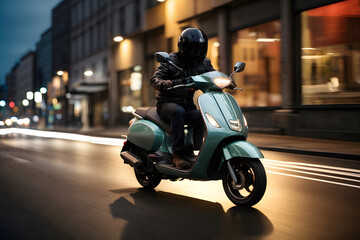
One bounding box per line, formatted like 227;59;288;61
263;165;360;183
1;153;30;163
266;170;360;189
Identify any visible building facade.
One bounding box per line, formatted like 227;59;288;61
35;29;52;91
104;0;360;141
15;51;35;116
4;0;357;141
68;0;110;128
50;0;71;127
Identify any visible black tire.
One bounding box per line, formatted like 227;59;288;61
134;168;162;189
222;158;266;207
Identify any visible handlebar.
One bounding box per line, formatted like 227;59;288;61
167;82;195;90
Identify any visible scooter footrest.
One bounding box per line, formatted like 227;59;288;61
148;153;162;162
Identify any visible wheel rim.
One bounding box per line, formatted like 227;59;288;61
227;161;255;200
135;170;153;184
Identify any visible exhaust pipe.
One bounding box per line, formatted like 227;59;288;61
120;151;143;169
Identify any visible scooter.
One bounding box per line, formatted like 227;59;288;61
121;52;266;207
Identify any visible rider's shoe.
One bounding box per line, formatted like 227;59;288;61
172;154;191;169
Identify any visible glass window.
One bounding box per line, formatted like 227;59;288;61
118;67;142;113
134;0;141;28
71;39;76;62
92;25;98;52
231;20;282;107
301;0;360;105
207;37;220;71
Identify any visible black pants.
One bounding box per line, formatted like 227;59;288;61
157;103;203;154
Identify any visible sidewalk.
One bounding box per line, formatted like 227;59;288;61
46;127;360;161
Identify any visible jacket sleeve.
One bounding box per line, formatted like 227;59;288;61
150;63;173;91
204;58;216;72
150;63;184;91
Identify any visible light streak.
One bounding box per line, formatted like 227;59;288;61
0;128;125;146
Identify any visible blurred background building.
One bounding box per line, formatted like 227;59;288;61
1;0;359;141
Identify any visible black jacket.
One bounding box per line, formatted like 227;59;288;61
150;52;215;107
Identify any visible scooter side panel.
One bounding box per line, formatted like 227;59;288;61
127;119;165;152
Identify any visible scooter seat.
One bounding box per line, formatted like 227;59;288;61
135;107;173;135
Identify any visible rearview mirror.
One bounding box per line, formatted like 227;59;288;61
234;62;246;72
154;52;170;63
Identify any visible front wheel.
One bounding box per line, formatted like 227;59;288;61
222;158;266;207
134;168;162;189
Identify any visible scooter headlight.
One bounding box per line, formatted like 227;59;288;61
229;119;242;132
213;77;231;89
205;113;220;128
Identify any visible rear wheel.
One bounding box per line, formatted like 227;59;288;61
134;168;162;189
222;158;266;207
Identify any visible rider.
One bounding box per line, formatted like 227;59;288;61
150;28;215;169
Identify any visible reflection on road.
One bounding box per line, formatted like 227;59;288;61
109;188;273;240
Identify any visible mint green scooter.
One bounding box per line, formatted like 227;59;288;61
121;52;266;207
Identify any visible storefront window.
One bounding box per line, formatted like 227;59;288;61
301;0;360;105
207;37;220;70
231;20;282;107
118;66;142;114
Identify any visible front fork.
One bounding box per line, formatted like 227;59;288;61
222;147;238;185
226;160;239;185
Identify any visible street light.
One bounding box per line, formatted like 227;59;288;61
22;99;29;106
57;70;64;76
84;70;93;77
113;36;124;42
40;87;47;94
9;102;15;108
26;91;34;100
34;91;42;103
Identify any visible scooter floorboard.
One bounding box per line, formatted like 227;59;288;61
156;163;192;173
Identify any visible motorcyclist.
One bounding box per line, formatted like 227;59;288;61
150;28;215;169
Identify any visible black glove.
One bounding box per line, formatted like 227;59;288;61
162;80;173;90
172;77;192;86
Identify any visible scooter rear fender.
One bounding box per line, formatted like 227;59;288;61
127;119;169;152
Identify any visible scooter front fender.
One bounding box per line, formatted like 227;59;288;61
222;141;264;160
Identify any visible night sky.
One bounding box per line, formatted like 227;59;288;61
0;0;61;86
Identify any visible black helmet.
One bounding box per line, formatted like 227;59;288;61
178;28;208;65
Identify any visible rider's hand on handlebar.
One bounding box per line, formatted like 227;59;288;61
162;80;173;90
183;77;193;84
164;77;193;90
229;80;237;89
173;77;192;86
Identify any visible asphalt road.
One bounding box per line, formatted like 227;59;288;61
0;131;359;240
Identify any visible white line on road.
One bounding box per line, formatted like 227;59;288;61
262;158;360;173
263;164;360;183
266;170;360;189
261;160;360;178
1;153;30;163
